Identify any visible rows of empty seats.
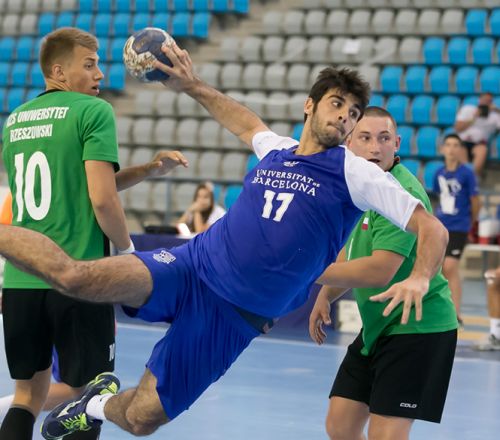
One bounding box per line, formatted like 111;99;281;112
219;35;500;67
298;0;498;10
261;8;500;37
0;0;77;14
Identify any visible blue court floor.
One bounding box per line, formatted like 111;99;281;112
1;321;499;440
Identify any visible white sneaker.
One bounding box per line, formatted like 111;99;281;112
473;334;500;351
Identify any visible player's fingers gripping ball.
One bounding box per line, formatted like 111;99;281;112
123;27;175;82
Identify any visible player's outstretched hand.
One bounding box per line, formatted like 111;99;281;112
146;150;188;177
309;294;332;345
154;42;197;93
369;276;429;324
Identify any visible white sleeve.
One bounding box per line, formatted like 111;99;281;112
455;105;475;122
251;131;298;160
344;149;422;231
208;205;226;225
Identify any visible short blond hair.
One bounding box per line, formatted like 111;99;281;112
39;27;98;77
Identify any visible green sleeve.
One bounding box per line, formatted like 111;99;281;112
81;99;119;171
371;211;416;258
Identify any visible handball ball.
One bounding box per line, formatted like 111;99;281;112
123;27;175;82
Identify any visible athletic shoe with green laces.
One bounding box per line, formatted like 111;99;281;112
41;372;120;439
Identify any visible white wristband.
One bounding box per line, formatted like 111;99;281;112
118;241;135;255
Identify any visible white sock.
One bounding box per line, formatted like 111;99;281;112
490;318;500;339
0;394;14;421
86;394;114;421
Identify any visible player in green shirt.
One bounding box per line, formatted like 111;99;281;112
310;107;458;440
0;28;187;440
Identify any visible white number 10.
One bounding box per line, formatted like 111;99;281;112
261;190;294;222
14;152;52;221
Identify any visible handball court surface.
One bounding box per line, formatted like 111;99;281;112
0;279;499;440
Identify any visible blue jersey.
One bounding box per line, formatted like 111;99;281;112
433;164;478;232
187;132;420;318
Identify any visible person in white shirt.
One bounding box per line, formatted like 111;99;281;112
177;182;226;233
454;92;500;177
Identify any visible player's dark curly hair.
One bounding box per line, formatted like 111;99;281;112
305;67;371;122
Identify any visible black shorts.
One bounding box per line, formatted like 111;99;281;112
462;140;486;161
2;289;115;387
330;329;457;423
445;231;468;259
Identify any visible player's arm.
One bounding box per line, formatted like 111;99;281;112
317;250;405;288
115;150;188;191
470;194;481;223
85;160;132;252
155;43;270;148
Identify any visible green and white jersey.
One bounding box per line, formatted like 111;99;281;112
346;163;458;356
2;90;119;288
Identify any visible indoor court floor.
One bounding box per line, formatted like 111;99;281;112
0;279;499;440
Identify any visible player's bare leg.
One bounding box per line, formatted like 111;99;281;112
0;225;152;308
367;414;413;440
326;396;369;440
12;367;52;417
442;256;462;319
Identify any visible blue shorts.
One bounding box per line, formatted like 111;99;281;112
124;245;260;420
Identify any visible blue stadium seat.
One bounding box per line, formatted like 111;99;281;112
213;0;230;12
29;64;45;88
173;0;190;11
479;67;500;94
246;154;259;172
192;12;211;38
400;159;420;177
25;88;44;102
411;95;434;125
38;13;56;36
429;66;452;94
110;37;127;62
491;9;500;37
435;96;460;126
152;13;171;31
113;13;131;37
193;0;210;11
132;13;151;32
423;38;445;65
494;96;500;109
75;13;94;32
97;38;109;61
380;66;403;93
56;11;75;28
415;126;440;158
405;66;427;93
94;13;112;37
6;88;25;113
0;63;9;87
0;38;15;62
462;95;478;106
153;0;168;13
447;37;470;65
465;9;488;36
172;12;190;37
11;62;30;87
397;125;414;157
233;0;250;14
135;0;151;12
454;66;478;94
368;94;384;107
386;95;409;124
78;0;94;13
292;123;304;140
472;37;494;65
106;64;126;90
491;134;500;159
15;37;34;62
423;160;445;191
0;88;6;112
224;185;242;209
115;0;130;13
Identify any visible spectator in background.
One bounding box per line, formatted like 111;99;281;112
475;267;500;351
454;92;500;178
177;182;226;233
433;134;481;327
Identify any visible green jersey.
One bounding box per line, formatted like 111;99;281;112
2;90;119;288
345;163;458;355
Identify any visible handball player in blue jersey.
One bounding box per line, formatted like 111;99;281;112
0;43;448;438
